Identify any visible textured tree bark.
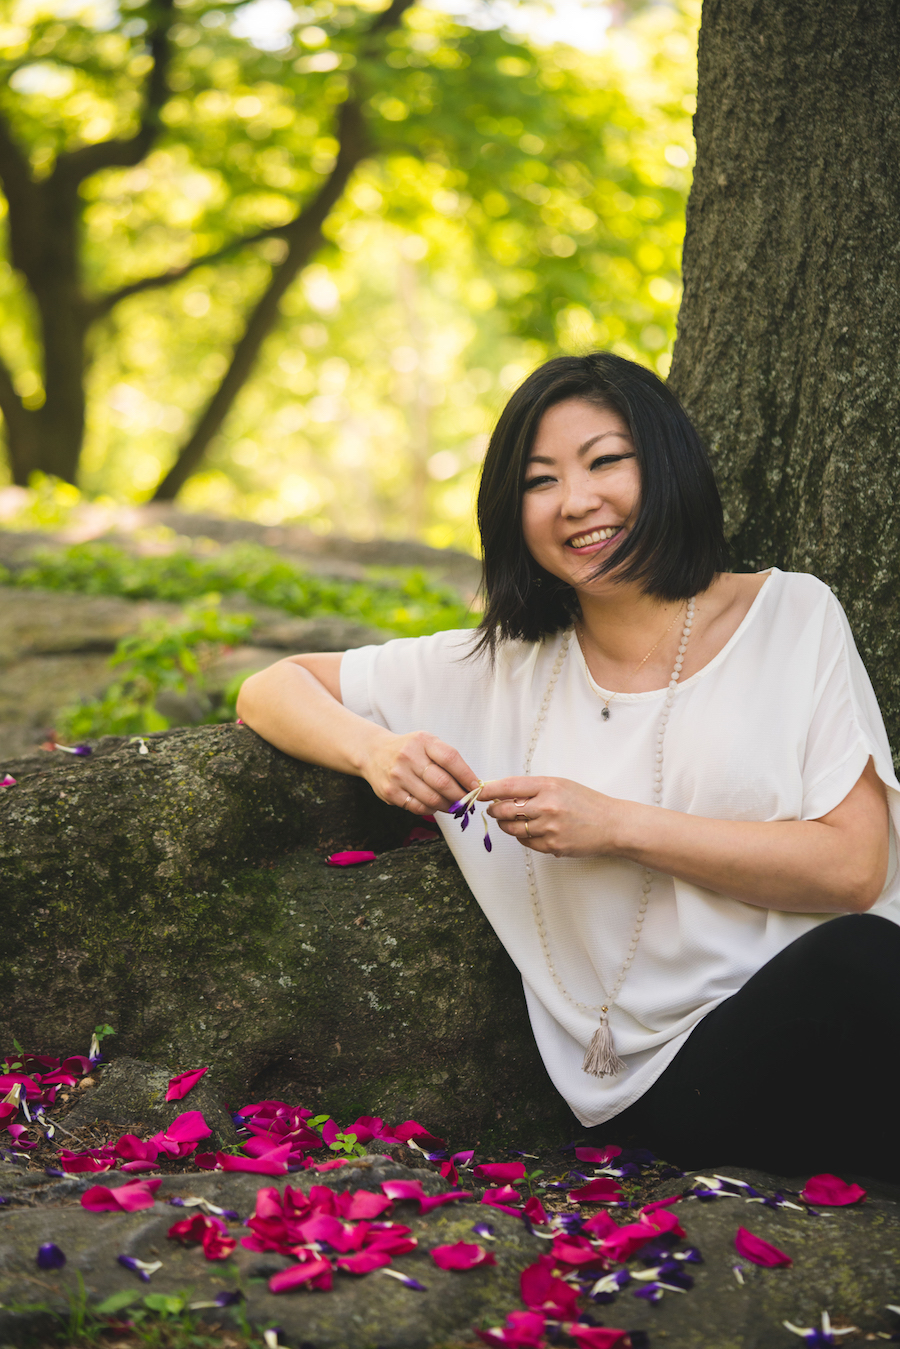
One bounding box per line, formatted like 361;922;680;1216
669;0;900;753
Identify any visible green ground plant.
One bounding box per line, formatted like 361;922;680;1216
2;541;476;637
4;540;476;738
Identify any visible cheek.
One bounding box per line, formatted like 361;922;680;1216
520;496;549;559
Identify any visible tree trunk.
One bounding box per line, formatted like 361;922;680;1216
669;0;900;752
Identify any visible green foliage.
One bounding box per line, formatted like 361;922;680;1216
57;599;256;739
12;540;476;634
11;540;474;738
0;0;698;545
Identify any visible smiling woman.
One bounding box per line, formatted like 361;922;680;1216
238;351;900;1183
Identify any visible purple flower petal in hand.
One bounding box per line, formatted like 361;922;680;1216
36;1243;65;1270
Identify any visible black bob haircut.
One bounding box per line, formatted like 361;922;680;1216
473;351;729;657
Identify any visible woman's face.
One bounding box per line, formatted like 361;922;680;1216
521;397;641;592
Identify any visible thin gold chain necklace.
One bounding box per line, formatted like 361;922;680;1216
574;603;686;721
524;597;696;1077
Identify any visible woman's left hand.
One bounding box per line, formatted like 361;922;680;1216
480;775;625;857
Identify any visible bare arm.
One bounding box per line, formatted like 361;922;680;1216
483;758;890;913
236;653;479;815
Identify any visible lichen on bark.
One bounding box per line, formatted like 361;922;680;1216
670;0;900;753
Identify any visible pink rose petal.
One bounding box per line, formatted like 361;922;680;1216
392;1119;445;1146
165;1067;209;1102
0;774;16;787
473;1162;526;1182
568;1328;629;1348
639;1195;683;1215
337;1250;392;1274
523;1196;550;1225
81;1180;161;1213
269;1258;333;1292
567;1177;623;1203
574;1145;622;1165
800;1173;867;1206
218;1148;289;1175
734;1225;792;1267
475;1309;547;1348
431;1241;496;1270
326;851;376;867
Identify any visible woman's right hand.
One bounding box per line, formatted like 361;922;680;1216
359;729;480;815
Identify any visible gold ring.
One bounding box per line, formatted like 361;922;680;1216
403;794;412;809
515;812;527;821
524;820;531;838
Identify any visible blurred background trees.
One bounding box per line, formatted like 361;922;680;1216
0;0;697;550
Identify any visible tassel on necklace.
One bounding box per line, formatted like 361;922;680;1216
582;1009;626;1078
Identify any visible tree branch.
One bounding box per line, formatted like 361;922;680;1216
150;0;418;500
51;0;175;188
151;100;369;500
88;224;291;321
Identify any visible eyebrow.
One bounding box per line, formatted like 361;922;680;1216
526;430;632;466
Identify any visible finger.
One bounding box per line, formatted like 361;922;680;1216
488;798;537;821
478;777;541;801
421;738;481;809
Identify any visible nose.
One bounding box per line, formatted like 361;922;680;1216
560;466;603;518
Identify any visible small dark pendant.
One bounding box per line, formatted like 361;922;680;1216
601;706;610;721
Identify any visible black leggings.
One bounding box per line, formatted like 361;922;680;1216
593;914;900;1183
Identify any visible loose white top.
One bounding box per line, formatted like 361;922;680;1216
340;570;900;1126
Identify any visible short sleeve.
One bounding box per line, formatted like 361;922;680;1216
339;628;490;745
801;591;900;823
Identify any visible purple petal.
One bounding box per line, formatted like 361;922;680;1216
633;1283;665;1303
483;833;492;852
73;745;92;756
472;1222;495;1238
36;1243;66;1270
214;1291;244;1307
460;811;470;831
449;800;462;813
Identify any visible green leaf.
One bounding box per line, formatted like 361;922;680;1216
143;1292;187;1316
95;1290;142;1315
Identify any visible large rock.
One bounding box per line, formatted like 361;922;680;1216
1;1163;898;1347
0;724;572;1146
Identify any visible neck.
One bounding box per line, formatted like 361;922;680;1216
576;586;683;665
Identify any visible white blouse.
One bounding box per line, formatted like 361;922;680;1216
340;570;900;1126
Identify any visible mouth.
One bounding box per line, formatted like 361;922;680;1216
566;526;623;551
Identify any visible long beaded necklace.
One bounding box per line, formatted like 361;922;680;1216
523;598;696;1078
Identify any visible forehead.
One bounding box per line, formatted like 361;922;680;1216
529;398;632;459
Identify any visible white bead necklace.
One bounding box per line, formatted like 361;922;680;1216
523;597;696;1078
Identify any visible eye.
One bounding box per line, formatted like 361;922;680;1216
523;473;555;491
590;453;631;472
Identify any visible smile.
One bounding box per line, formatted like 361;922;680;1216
566;526;621;549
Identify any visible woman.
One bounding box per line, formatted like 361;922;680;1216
238;352;900;1181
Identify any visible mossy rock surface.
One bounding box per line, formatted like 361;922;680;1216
0;724;573;1147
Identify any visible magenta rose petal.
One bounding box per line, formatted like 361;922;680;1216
568;1177;623;1203
165;1068;209;1102
326;851;377;867
268;1259;333;1293
337;1250;392;1274
0;775;16;788
567;1327;630;1348
734;1226;792;1267
431;1241;496;1270
473;1162;526;1183
800;1173;867;1206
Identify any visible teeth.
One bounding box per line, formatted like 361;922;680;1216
568;527;619;548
